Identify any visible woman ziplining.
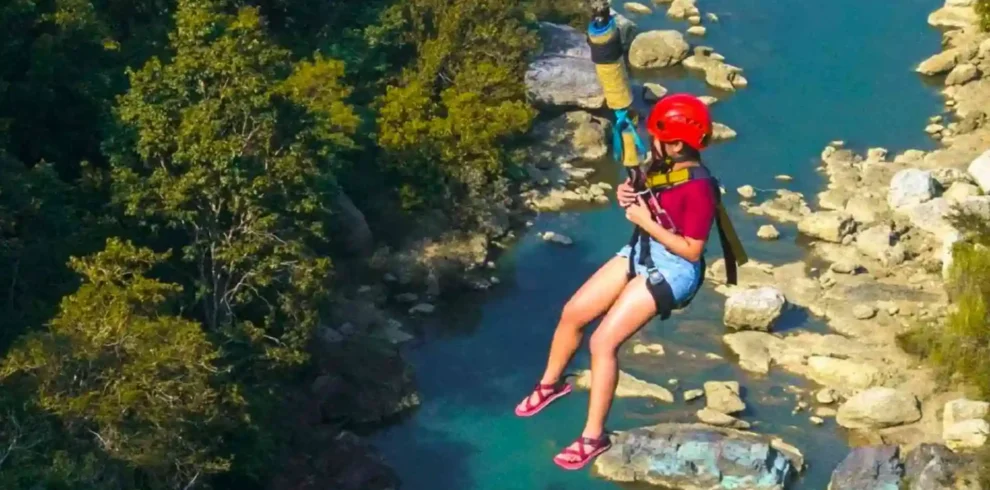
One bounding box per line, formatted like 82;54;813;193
513;3;747;471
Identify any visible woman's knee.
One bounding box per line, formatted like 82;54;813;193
589;330;620;359
559;298;591;330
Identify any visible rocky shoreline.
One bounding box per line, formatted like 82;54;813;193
314;0;990;488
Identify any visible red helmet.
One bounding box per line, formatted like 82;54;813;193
646;93;713;150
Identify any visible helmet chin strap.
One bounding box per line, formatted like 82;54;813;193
654;142;698;173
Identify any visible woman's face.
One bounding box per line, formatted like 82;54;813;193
653;139;684;156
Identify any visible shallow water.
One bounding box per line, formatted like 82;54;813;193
373;0;944;488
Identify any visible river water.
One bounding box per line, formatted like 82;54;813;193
373;0;944;488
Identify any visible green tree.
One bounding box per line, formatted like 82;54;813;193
1;238;231;489
374;0;538;229
109;0;357;367
977;0;990;31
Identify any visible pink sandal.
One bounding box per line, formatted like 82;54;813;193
514;380;572;417
553;434;612;470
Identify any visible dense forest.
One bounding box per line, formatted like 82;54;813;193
0;0;583;488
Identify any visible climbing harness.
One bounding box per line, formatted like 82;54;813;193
585;2;747;320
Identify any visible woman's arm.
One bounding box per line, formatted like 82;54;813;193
637;216;706;262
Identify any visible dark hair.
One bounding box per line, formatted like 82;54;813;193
652;140;702;163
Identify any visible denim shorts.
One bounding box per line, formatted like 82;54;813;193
617;239;702;304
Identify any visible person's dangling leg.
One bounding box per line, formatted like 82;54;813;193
515;256;630;416
553;275;657;468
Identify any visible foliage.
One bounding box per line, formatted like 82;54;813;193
977;0;990;32
0;238;232;489
374;0;538;228
109;0;355;368
523;0;589;29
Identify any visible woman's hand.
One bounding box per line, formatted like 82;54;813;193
616;179;638;208
624;199;653;228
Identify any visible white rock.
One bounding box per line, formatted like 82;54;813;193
852;304;878;320
900;198;956;237
711;122;736;141
797;211;856;243
757;225;780;241
810;416;825;425
696;408;750;429
409;303;436;315
944;419;989;450
928;5;980;28
632;343;666;355
722;331;777;374
737;185;756;199
540;231;574;246
807;357;879;391
704;381;746;414
917;49;961;75
684;389;704;401
944;182;982;204
575;369;674;402
723;287;787;331
926;123;945;135
624;2;653;14
628;30;690;69
687;25;706;36
395;293;419;304
943;398;990;429
867;147;889;162
945;63;979;86
699;95;719;106
967;149;990;193
733;75;749;88
888;169;936;209
836;387;922;429
816;389;837;405
642;82;668;103
706;12;719;22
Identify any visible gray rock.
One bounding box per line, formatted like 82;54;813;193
628;30;689;69
797;211;856;243
394;293;419;304
903;443;963;490
829;446;903;490
928;5;980;28
722;331;777;374
945;63;979;86
594;424;802;489
967;149;990;193
331;191;374;256
943;398;990;429
408;303;435;315
889;169;937;209
704;381;746;414
807;356;879;391
900;198;956;237
844;195;887;224
943;419;989;450
816;389;837;405
525;56;604;109
836;388;922;429
723;286;787;331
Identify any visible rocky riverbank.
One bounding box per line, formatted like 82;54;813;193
704;0;990;486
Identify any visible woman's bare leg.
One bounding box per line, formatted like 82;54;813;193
555;276;658;462
516;257;629;411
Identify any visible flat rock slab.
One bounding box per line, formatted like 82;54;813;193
574;369;674;403
595;423;802;489
828;445;903;490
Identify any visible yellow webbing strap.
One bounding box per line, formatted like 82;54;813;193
645;168;692;188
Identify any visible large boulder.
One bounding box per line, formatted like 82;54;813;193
902;443;965;490
855;224;895;260
917;49;962;75
836;388;921;429
943;419;989;450
594;424;802;489
628;30;690;69
666;0;699;19
526;111;610;168
797;211;856;243
723;286;787;331
967;149;990;193
928;5;980;28
888;169;937;209
945;63;979;86
900;198;956;237
828;446;903;490
807;356;879;391
683;54;746;91
525;24;604;109
723;331;777;374
943;398;990;428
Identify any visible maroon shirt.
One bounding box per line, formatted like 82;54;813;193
648;179;717;240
